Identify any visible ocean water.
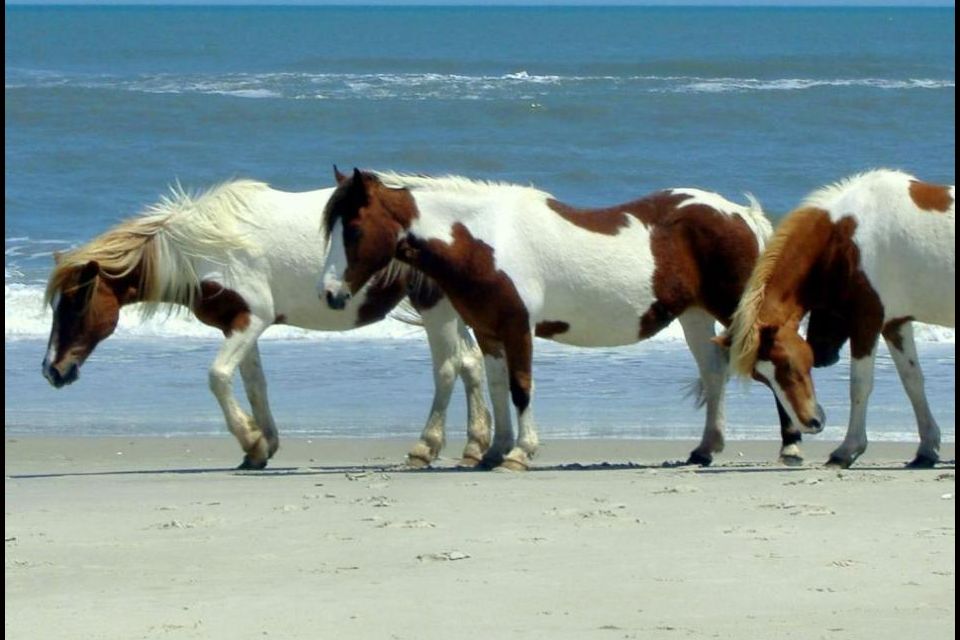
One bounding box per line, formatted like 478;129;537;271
4;6;955;446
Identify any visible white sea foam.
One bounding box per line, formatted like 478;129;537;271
6;281;954;345
6;70;953;100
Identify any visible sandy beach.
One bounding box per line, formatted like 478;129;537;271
4;436;955;639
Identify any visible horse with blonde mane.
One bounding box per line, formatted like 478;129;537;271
319;167;807;470
725;169;955;468
43;180;491;469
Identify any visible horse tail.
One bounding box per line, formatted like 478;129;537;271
683;378;707;409
390;298;424;327
738;192;774;252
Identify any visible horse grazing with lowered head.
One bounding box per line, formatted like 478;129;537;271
320;167;805;470
43;180;491;469
724;169;955;468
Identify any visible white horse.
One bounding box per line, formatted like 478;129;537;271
319;168;803;470
42;180;491;469
725;169;955;468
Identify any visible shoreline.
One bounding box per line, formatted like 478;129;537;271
6;436;957;475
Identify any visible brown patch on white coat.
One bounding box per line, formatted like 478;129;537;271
908;180;953;212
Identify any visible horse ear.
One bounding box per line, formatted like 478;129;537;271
347;168;369;205
80;260;100;284
334;165;348;185
53;251;64;265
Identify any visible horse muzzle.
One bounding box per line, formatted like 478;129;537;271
324;289;351;310
42;360;79;388
801;404;826;434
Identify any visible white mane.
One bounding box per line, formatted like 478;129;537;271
372;170;553;200
47;179;268;316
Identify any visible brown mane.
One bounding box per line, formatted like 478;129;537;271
727;206;827;377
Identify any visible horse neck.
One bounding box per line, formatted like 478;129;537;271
756;209;852;327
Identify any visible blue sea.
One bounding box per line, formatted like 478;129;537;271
4;6;955;448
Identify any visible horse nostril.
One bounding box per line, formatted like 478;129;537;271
806;418;823;433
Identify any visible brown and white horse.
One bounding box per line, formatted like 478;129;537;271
319;168;802;470
725;169;955;468
43;180;491;469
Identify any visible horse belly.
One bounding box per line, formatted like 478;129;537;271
538;290;651;348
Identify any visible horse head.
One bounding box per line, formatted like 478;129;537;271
43;258;128;387
749;323;826;434
319;167;413;310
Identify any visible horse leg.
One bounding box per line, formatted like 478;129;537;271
477;337;515;469
406;303;465;468
500;328;538;472
774;398;804;466
238;342;279;463
455;318;492;467
208;316;272;469
680;309;728;467
882;321;940;468
827;345;877;468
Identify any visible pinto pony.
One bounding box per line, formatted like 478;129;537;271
43;181;491;469
320;168;802;470
726;169;955;468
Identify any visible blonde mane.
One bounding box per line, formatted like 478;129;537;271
727;206;823;377
44;180;267;317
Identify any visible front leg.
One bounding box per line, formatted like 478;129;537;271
827;345;877;468
774;398;804;466
238;342;279;464
476;337;515;469
207;315;271;469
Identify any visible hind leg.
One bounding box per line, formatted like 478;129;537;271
208;316;272;469
238;342;279;467
681;309;728;466
882;320;940;468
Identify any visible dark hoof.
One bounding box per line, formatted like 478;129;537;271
825;456;853;469
237;455;268;470
780;454;804;467
478;452;505;470
906;454;938;469
685;450;714;467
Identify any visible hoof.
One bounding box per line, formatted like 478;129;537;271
779;454;804;467
497;457;530;472
237;454;268;470
405;454;432;469
825;456;853;469
457;455;482;468
686;450;713;467
906;454;938;469
479;451;506;470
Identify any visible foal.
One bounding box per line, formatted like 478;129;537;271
320;168;799;469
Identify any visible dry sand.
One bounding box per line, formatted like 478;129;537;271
4;437;955;640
